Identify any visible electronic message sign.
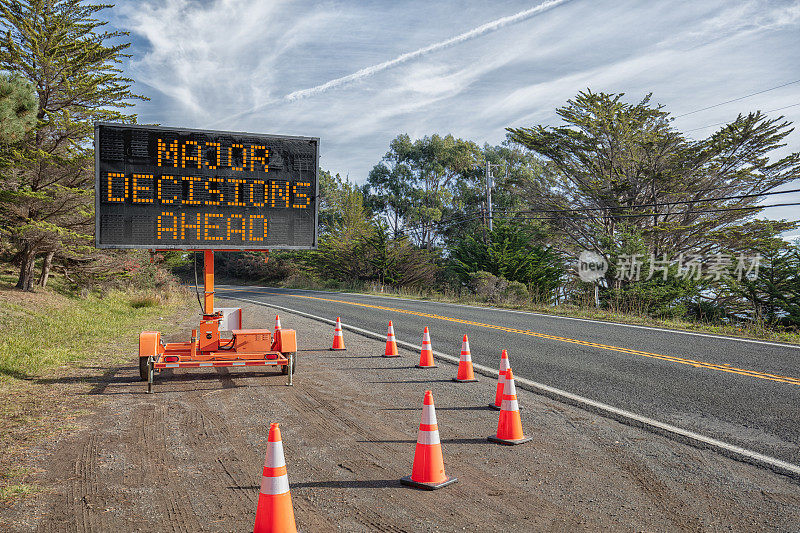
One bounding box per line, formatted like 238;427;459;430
94;123;318;249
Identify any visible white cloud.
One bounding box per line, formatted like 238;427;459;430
118;0;337;120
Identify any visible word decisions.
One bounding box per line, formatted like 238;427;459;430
104;172;312;209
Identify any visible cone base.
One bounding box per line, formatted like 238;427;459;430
330;348;346;351
488;435;532;446
415;364;437;368
383;353;400;358
452;377;478;382
489;403;521;410
400;475;458;490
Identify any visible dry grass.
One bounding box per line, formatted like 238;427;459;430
129;294;162;308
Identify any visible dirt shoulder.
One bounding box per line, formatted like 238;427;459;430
2;299;799;532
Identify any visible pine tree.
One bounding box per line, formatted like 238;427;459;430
0;0;146;290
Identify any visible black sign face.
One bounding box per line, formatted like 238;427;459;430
94;123;318;249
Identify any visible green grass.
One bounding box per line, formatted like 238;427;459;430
0;286;188;380
0;483;35;501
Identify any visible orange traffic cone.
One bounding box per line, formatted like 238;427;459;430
253;423;297;532
331;317;346;350
274;315;282;337
452;334;478;382
490;349;511;410
401;390;457;490
384;321;399;357
416;327;436;368
488;369;531;445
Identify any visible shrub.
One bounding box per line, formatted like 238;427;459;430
468;271;508;303
502;281;530;304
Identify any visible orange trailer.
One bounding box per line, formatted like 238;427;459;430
138;250;296;393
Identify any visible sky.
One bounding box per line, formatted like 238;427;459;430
110;0;800;238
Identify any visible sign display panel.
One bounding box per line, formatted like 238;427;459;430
94;123;318;249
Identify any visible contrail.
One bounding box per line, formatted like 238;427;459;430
211;0;570;125
284;0;570;101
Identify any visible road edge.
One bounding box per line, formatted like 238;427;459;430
216;284;800;350
224;295;800;482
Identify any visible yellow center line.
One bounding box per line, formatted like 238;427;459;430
215;287;800;386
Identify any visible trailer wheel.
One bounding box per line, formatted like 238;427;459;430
281;353;296;375
139;357;150;381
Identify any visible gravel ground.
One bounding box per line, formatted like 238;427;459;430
3;300;799;532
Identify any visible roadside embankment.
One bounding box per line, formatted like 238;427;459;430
0;285;193;504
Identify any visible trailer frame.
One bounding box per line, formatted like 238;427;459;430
139;250;295;393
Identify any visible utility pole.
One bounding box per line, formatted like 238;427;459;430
485;157;494;232
481;202;487;243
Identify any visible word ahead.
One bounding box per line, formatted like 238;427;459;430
94;123;319;250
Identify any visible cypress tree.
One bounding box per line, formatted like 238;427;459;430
0;0;146;290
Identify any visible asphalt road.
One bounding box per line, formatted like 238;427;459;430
215;285;800;465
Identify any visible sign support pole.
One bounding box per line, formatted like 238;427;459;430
204;250;214;314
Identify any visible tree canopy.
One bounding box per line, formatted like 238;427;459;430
506;90;799;266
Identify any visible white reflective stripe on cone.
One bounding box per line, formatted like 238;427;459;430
417;429;441;445
421;404;437;425
504;378;517;396
500;358;510;372
260;474;290;496
265;441;286;468
501;398;519;412
423;330;430;342
461;352;472;362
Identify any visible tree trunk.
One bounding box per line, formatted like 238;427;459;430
15;243;36;291
38;250;55;287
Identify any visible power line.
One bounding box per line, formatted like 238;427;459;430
396;185;800;232
685;102;800;133
471;187;800;219
509;187;800;216
674;79;800;118
383;176;800;235
484;201;800;224
441;200;800;230
396;198;800;234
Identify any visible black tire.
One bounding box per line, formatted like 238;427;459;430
281;353;296;375
139;357;150;381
